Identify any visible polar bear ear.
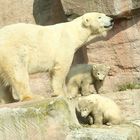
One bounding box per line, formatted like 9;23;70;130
82;15;91;27
92;65;97;70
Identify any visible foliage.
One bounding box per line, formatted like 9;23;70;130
118;82;140;91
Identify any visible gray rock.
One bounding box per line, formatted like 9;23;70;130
61;0;140;18
0;97;79;140
33;0;67;25
66;124;140;140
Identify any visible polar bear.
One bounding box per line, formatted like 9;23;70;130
66;64;110;99
77;94;122;125
0;12;113;101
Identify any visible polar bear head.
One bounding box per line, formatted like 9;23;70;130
82;12;114;36
92;64;110;81
78;97;97;118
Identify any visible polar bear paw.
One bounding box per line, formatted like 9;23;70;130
22;94;45;101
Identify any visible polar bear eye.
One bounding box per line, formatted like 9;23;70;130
85;19;89;22
97;72;100;75
98;17;101;19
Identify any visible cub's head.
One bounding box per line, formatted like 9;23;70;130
82;12;114;36
92;64;110;81
78;97;95;118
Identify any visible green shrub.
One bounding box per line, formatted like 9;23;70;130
118;82;140;91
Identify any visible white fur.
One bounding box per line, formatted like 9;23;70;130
0;12;113;101
66;64;110;98
78;94;122;125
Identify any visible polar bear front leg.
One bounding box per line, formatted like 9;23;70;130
94;80;103;94
92;110;103;125
51;64;67;97
81;81;91;96
51;53;74;97
87;115;94;125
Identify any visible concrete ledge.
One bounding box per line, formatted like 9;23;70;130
0;97;139;140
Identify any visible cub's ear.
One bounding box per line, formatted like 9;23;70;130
92;65;97;70
82;14;91;27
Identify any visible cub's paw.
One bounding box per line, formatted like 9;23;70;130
88;116;94;125
106;122;113;126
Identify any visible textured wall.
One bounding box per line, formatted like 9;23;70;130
0;0;35;27
33;0;67;25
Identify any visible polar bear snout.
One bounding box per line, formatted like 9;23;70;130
97;14;114;30
103;17;114;29
104;18;114;28
81;111;88;118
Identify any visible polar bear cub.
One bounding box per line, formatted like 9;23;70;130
77;94;123;125
66;64;110;98
0;12;113;101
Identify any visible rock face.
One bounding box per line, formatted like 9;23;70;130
33;0;67;25
0;0;35;27
61;0;140;17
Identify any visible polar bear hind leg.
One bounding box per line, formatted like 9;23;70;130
0;57;43;101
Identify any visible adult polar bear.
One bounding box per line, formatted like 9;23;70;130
0;12;113;101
